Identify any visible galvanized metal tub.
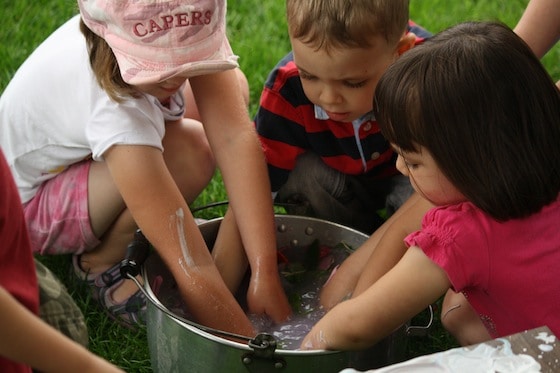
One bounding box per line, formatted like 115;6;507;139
142;215;421;372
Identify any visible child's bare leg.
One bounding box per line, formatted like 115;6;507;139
161;118;215;201
81;162;140;305
84;210;141;304
83;160;130;272
441;289;491;345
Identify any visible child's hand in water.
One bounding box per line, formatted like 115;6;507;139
300;299;360;351
300;325;330;350
246;271;292;323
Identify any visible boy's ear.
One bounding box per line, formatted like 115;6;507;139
396;32;417;56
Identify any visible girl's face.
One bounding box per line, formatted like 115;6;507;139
291;36;397;123
134;75;188;102
394;145;466;206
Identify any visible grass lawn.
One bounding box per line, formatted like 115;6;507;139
1;1;559;372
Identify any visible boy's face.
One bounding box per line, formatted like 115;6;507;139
291;36;398;123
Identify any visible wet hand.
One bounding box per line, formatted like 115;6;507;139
300;324;329;350
319;265;354;310
246;272;292;323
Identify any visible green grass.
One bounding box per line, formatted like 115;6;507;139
2;1;559;372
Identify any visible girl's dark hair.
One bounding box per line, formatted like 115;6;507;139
374;21;560;221
79;18;140;102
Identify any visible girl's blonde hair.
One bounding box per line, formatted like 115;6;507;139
286;0;409;53
80;18;140;102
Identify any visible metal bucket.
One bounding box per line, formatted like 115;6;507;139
141;215;427;372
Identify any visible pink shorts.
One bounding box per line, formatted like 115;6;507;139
23;161;100;255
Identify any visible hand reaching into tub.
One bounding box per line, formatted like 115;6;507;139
303;21;560;351
213;209;292;324
246;268;293;323
319;194;430;310
301;246;450;351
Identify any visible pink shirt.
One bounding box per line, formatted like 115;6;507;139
405;198;560;338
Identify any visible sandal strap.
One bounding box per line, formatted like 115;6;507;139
101;286;147;328
95;262;124;288
73;255;123;286
72;254;147;329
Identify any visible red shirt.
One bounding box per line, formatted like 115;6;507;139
0;149;38;373
255;21;431;192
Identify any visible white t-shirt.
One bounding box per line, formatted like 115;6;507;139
0;15;185;203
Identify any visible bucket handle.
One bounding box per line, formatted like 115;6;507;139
191;200;300;215
125;266;286;353
405;304;434;337
124;250;285;367
119;230;257;344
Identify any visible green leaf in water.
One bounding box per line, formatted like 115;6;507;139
288;292;302;314
281;262;306;284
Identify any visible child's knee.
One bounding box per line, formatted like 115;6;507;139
163;119;216;198
169;120;212;156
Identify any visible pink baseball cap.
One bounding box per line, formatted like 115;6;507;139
77;0;239;85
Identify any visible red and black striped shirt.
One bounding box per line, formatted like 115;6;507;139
255;21;431;192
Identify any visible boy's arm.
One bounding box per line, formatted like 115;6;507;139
255;57;308;193
213;207;293;323
301;247;449;351
0;286;124;373
190;69;291;323
212;207;249;294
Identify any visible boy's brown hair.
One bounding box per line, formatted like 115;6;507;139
286;0;409;53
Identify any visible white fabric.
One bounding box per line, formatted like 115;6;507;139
0;15;185;203
339;339;542;372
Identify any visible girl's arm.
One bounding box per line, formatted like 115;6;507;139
320;193;432;309
351;195;433;296
104;144;254;336
0;286;124;373
189;69;291;323
302;246;449;351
